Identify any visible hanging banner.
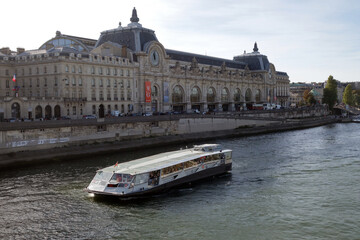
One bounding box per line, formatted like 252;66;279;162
163;82;169;103
145;81;151;103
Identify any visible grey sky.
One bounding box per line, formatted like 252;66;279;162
2;0;359;82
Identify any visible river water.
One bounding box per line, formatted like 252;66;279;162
1;123;360;240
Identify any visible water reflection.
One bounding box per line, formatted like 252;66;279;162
1;123;360;239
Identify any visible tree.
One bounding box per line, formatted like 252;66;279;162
303;89;311;102
303;89;316;106
307;92;317;105
342;84;354;106
322;75;338;109
353;89;360;106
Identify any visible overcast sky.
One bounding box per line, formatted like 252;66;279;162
2;0;360;83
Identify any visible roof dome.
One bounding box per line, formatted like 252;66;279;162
95;8;158;52
233;42;270;71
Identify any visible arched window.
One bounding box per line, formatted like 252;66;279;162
207;87;216;102
152;86;158;97
221;88;229;102
172;85;184;103
245;89;252;102
255;89;261;102
234;88;241;102
35;105;43;119
45;105;52;119
191;87;201;103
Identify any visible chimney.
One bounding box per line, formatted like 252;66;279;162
0;47;11;55
17;48;25;54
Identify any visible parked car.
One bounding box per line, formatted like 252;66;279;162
83;115;97;119
60;116;71;120
8;118;17;122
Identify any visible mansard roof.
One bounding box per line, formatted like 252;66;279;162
166;49;247;70
39;31;95;52
233;43;270;71
276;71;288;77
95;8;158;52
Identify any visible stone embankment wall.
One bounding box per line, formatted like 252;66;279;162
0;116;276;155
0;106;330;166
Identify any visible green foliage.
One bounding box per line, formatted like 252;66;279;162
303;89;316;105
353;90;360;106
322;75;338;109
303;89;311;102
342;84;354;106
307;93;317;105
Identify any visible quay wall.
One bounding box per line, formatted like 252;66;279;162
0;107;332;167
0;117;276;155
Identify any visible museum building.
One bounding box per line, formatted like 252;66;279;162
0;8;290;120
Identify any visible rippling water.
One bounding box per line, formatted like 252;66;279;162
1;123;360;239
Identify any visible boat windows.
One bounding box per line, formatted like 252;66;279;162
93;171;113;181
148;170;160;186
111;173;134;183
135;173;149;185
161;163;184;176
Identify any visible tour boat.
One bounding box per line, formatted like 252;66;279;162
87;144;232;198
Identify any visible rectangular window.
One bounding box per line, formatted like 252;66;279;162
73;106;76;115
79;77;82;86
91;78;95;87
6;80;9;88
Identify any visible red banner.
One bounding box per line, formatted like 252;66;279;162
145;81;151;103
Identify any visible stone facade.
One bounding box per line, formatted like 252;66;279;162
0;8;290;121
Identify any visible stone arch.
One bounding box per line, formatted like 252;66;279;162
151;84;159;97
221;87;230;102
207;87;216;103
172;85;185;104
54;105;61;118
245;88;252;102
255;89;261;103
190;86;201;103
35;105;43;119
233;88;241;102
45;105;52;119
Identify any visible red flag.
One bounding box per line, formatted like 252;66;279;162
114;161;118;167
12;74;16;82
145;81;151;103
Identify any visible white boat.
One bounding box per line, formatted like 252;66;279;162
86;144;232;198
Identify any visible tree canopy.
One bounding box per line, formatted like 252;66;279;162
303;89;317;105
342;84;354;106
322;75;338;109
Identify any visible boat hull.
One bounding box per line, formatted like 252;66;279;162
88;162;232;198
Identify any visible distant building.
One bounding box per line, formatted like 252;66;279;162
0;8;290;120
